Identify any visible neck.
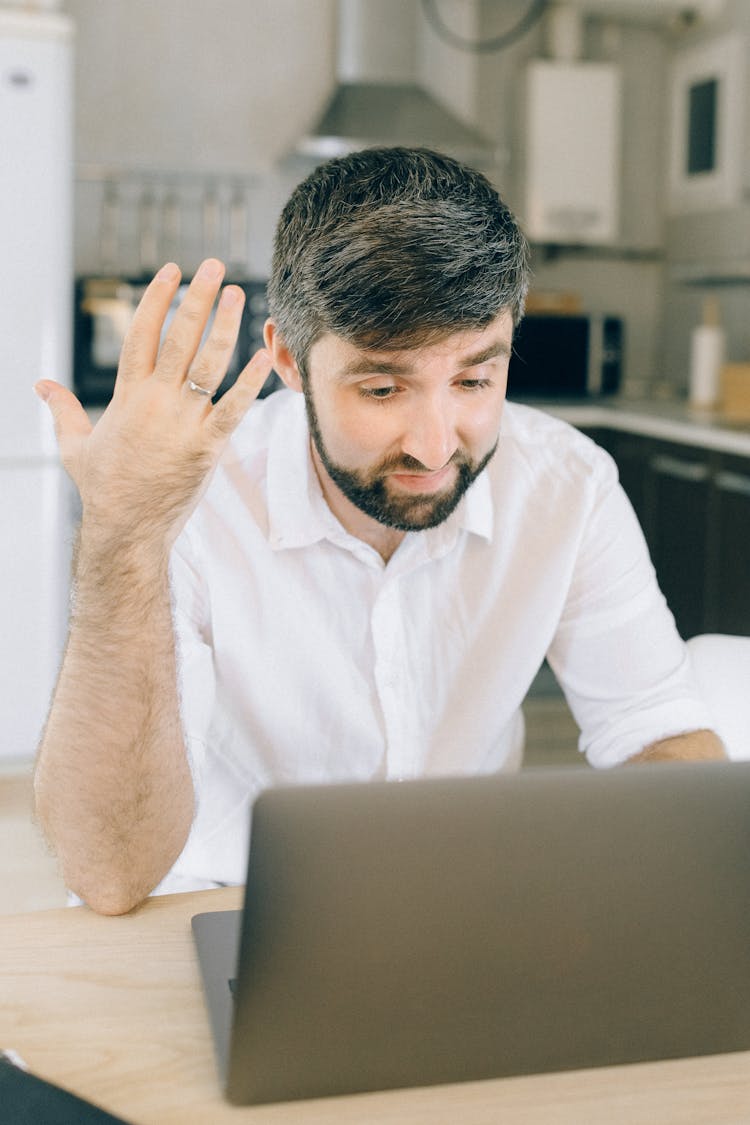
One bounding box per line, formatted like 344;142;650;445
310;442;405;563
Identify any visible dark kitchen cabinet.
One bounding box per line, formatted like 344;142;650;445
584;427;750;640
709;453;750;635
646;445;712;641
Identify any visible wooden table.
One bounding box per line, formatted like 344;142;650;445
2;887;750;1124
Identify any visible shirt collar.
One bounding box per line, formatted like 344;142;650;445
266;391;494;554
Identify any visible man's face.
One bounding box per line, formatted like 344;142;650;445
300;311;513;533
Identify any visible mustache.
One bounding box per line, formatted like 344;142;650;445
377;450;469;474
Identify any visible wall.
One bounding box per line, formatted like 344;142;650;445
67;0;337;277
70;0;337;175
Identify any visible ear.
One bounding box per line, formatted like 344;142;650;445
263;319;303;393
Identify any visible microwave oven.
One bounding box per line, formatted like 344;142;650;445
73;276;279;407
507;313;623;399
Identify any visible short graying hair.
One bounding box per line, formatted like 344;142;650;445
267;147;529;370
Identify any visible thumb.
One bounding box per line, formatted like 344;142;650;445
34;381;92;471
34;380;92;446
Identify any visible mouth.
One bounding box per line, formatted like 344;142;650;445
388;465;455;494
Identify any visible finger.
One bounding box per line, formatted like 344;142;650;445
116;262;182;384
153;258;226;386
184;284;246;400
209;349;274;439
35;380;92;468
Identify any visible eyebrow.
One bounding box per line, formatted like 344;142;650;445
460;340;512;367
336;338;512;380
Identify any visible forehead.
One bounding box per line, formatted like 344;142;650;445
307;310;514;378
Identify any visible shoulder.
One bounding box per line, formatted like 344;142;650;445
499;401;607;461
494;402;617;489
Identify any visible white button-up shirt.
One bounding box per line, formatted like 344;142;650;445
161;389;711;891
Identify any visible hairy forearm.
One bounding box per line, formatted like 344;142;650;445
34;527;194;914
627;728;727;765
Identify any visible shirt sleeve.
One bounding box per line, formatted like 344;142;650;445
547;449;714;768
169;524;216;791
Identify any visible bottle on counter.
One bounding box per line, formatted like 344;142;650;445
689;297;725;410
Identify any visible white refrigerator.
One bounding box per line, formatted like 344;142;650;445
0;9;74;765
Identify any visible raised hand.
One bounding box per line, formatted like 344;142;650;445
36;259;272;549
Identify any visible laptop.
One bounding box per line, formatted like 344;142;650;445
192;762;750;1106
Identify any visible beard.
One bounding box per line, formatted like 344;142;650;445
302;387;498;532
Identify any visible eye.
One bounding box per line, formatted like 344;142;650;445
458;378;493;392
358;384;400;400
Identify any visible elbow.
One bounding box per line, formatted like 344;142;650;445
60;859;159;914
76;883;150;916
32;769;194;916
33;787;150;913
67;827;193;916
68;861;171;915
65;846;187;916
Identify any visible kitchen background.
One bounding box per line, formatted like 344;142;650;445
2;0;750;785
66;0;750;396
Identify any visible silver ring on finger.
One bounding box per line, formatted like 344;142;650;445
186;379;213;398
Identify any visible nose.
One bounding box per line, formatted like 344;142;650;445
401;394;458;471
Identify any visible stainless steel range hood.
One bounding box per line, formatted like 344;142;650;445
296;0;497;167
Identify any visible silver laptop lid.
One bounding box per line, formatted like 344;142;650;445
200;763;750;1105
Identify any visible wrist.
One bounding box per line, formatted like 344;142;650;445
74;521;172;607
77;514;172;569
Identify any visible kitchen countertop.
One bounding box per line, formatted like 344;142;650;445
515;397;750;458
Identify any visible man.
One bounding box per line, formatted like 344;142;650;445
34;148;723;915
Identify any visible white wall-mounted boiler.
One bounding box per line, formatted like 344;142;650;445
524;58;621;245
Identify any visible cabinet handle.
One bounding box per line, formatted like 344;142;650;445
715;470;750;497
650;454;710;482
